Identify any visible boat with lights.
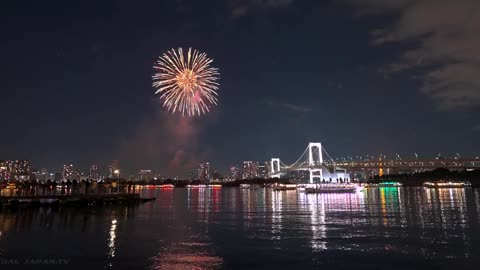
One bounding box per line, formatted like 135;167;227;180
186;184;207;188
423;181;471;188
378;182;403;187
365;182;402;188
240;184;260;189
272;184;297;191
305;183;363;193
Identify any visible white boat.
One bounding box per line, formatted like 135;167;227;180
297;184;316;192
186;184;207;188
240;184;251;189
305;183;363;194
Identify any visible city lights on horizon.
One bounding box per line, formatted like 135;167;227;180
1;149;479;183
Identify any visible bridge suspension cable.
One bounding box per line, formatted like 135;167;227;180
278;143;336;169
281;146;309;168
321;145;336;165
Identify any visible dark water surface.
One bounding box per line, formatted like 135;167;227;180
1;187;479;269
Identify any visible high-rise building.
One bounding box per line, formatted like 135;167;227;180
63;164;74;180
197;162;210;182
6;160;15;180
243;161;260;179
13;160;30;176
242;161;251;179
0;160;9;180
89;164;100;180
243;161;253;179
265;161;271;176
258;162;268;179
108;160;120;177
138;169;152;180
253;162;260;178
71;169;83;180
32;168;48;182
229;165;239;180
0;160;30;181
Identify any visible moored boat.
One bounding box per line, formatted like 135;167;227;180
378;182;402;187
272;184;297;191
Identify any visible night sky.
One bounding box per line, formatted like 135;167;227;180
1;0;479;176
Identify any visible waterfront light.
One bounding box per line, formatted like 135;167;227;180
114;170;120;193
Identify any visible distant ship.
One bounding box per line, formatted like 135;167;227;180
240;184;251;189
423;181;471;188
240;184;260;189
365;182;403;188
186;184;207;188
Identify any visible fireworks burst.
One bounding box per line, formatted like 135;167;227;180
153;48;220;117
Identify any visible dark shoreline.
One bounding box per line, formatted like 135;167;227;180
369;168;480;187
0;193;155;208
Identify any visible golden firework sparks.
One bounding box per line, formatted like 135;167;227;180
153;48;220;117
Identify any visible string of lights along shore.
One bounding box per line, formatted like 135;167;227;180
152;48;220;117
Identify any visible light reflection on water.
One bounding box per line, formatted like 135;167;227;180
0;187;479;269
105;218;117;268
150;242;223;270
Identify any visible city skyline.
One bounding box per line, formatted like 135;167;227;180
2;148;479;181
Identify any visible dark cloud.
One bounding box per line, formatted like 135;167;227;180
349;0;480;110
266;100;312;113
348;0;415;15
229;0;294;18
283;103;312;113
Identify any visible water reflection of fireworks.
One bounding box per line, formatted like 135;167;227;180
150;242;222;270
